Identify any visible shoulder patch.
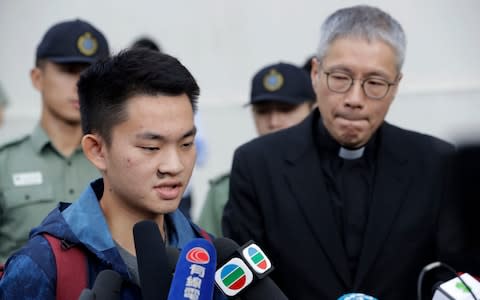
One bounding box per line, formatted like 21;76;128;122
0;134;29;151
209;172;230;186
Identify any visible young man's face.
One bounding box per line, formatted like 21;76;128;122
100;94;196;217
31;61;89;124
311;37;400;148
252;101;313;136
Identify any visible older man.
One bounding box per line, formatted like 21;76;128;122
223;5;467;299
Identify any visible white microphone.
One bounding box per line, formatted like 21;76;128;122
432;273;480;300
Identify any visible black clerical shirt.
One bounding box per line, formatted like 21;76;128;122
315;120;378;279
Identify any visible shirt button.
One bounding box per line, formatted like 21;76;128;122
25;194;30;200
69;189;74;194
67;161;72;166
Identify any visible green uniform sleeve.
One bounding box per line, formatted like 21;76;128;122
197;174;230;237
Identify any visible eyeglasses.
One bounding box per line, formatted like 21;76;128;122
323;71;397;100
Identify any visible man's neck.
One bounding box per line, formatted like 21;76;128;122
40;114;82;157
99;193;166;256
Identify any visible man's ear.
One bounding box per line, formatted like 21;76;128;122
310;57;321;88
390;72;403;99
30;67;43;92
82;134;107;171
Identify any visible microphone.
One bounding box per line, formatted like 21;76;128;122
213;237;288;299
432;273;480;299
166;246;180;287
167;238;216;300
78;269;123;300
418;261;480;300
337;293;377;300
133;220;170;300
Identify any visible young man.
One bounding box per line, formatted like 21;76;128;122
0;19;109;261
198;62;315;237
0;49;222;299
223;5;468;299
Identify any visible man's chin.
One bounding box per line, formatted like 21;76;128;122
339;135;367;149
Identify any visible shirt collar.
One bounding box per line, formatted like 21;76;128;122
339;147;365;160
30;123;84;156
316;119;380;165
30;124;51;154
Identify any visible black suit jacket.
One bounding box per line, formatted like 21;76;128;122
223;110;465;299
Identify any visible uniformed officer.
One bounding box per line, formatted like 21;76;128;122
0;19;109;261
198;62;316;236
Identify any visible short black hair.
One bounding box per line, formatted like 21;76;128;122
78;48;199;145
302;55;315;74
131;37;162;52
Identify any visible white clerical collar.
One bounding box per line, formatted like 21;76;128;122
339;146;365;160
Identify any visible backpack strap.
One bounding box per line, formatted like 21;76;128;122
198;227;213;242
43;233;88;300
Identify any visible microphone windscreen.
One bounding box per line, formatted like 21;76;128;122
213;237;289;300
133;220;169;300
213;237;238;263
78;289;95;300
167;238;216;300
91;269;123;300
166;246;180;286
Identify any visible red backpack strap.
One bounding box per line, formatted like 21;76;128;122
43;233;88;300
0;264;4;278
198;227;213;242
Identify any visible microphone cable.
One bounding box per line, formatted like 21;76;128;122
417;261;477;300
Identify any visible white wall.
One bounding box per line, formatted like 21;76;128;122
1;0;479;219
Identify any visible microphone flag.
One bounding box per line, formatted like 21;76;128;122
167;238;216;300
215;257;254;297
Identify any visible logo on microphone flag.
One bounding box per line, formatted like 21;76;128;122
338;293;378;300
241;243;272;274
215;257;253;296
186;247;210;264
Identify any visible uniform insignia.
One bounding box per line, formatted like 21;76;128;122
262;69;284;92
77;32;98;56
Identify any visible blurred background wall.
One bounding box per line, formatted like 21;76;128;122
1;0;479;219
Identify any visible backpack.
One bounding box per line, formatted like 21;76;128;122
0;233;88;300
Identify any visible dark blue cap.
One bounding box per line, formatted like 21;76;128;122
36;19;109;64
250;62;316;105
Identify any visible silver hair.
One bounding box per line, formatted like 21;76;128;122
317;5;407;72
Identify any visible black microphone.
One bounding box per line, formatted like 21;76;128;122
213;237;288;299
166;246;180;287
78;269;123;300
133;220;170;300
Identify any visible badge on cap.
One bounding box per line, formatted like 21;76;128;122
77;32;98;56
263;69;284;92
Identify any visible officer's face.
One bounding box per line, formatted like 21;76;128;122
311;37;401;148
95;94;196;217
31;61;88;124
252;101;313;136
